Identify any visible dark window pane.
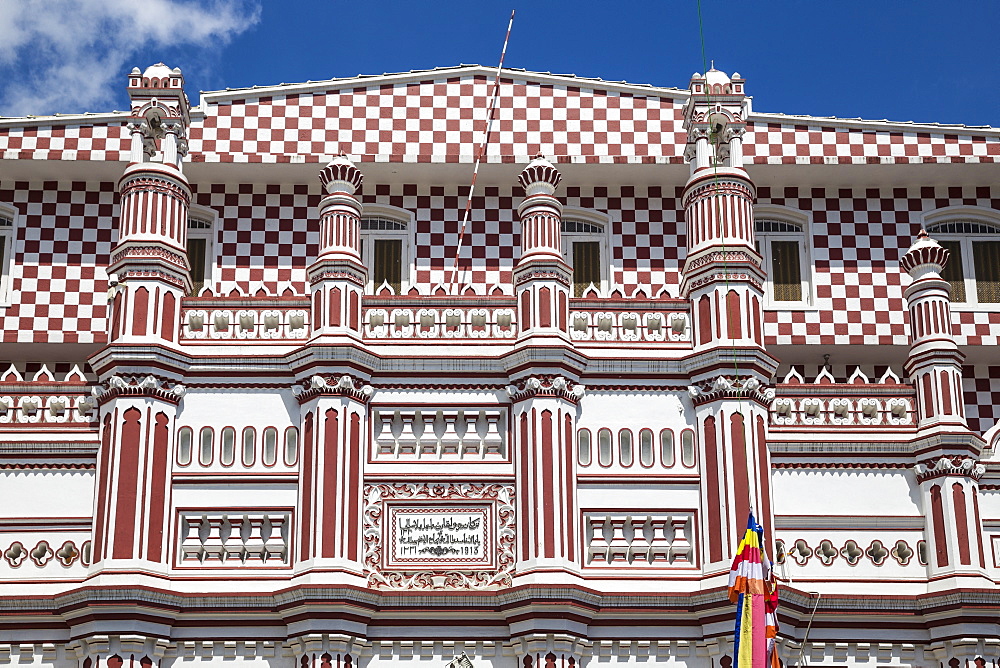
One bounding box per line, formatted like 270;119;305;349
374;239;402;293
187;237;207;294
973;240;1000;303
771;240;802;302
572;241;601;297
938;240;966;302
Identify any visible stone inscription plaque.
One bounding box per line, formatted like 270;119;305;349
386;504;493;570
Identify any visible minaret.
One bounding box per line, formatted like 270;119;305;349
901;231;989;581
91;64;192;572
514;155;570;339
680;69;777;570
309;155;366;337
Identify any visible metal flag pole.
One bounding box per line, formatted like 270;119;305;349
446;9;515;294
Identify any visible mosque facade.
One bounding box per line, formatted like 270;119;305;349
0;63;999;668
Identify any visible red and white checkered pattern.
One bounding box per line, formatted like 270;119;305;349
0;181;115;343
2;70;996;165
963;365;1000;436
746;121;1000;165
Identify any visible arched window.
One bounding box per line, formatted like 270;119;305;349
187;205;217;295
562;208;612;297
0;203;17;306
755;205;812;306
360;204;413;295
924;207;1000;305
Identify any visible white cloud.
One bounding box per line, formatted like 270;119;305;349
0;0;261;116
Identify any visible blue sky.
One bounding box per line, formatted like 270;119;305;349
2;0;998;127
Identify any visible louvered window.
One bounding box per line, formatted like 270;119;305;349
572;241;601;297
927;219;1000;305
755;215;808;304
0;209;15;303
373;238;403;293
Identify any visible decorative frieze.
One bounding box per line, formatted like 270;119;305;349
176;511;290;566
362;482;515;589
584;513;694;566
913;456;986;482
688;376;773;407
1;539;91;568
93;375;186;406
506;376;585;404
371;408;507;460
293;375;373;404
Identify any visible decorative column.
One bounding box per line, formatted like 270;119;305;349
309;156;366;338
508;375;584;579
90;375;186;570
293;374;372;579
107;64;192;345
514;155;570;339
680;70;777;570
901;231;989;581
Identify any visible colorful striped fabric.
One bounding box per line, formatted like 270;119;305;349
728;512;779;668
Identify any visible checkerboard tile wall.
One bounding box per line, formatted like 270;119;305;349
0;181;115;344
2;71;997;165
963;365;1000;437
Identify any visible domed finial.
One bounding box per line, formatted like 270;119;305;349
900;229;949;278
518;154;562;196
319;153;363;195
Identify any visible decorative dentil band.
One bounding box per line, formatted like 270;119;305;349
308;267;367;286
114;269;187;289
120;174;192;203
688;375;774;407
506;375;585;404
513;268;570;287
93;374;186;407
684;250;762;272
913;456;986;482
111;246;188;270
682;179;754;207
687;273;762;292
293;374;374;404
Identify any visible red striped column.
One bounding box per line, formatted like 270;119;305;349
509;376;584;578
294;374;372;578
91;379;185;569
309;156;366;338
514;156;570;339
914;457;988;579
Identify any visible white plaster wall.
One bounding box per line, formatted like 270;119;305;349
0;470;94;519
772;469;922;516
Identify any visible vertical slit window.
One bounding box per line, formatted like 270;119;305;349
176;427;192;466
770;240;802;302
577;429;592;467
973;241;1000;303
242;428;256;467
618;429;633;468
572;241;601;297
187;237;207;294
939;240;966;302
660;429;675;467
285;427;299;466
639;429;654;467
220;427;235;466
373;239;402;293
263;427;278;466
199;427;214;466
597;428;613;467
680;430;696;468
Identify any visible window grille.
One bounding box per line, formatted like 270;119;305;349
562;219;603;234
361;217;407;231
755;219;802;233
0;216;12;227
572;241;601;297
938;240;967;302
188;217;212;229
927;221;1000;235
770;240;802;302
373;239;402;293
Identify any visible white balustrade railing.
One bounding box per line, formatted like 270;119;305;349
371;408;507;460
181;308;309;340
364;306;517;340
569;310;691;343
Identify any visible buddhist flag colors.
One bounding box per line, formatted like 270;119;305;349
728;512;779;668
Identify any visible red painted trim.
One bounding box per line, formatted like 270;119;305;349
557;290;567;331
564;412;575;563
161;291;176;342
312;291;322;330
349;290;359;330
972;487;986;568
698;295;711;345
519;412;530;561
330;287;342;328
321;408;339;559
756;414;772;549
940;370;953;415
131;287;149;337
726;290;742;339
930;484;948;568
94;415;113;562
347;411;361;562
520;291;530;329
113;407;143;559
703;416;722;563
539;287;552;328
541;409;555;559
952;482;971;566
146;413;169;562
921;374;933;418
752;295;762;344
301;411;314;561
730;412;750;531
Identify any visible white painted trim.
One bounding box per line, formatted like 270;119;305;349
187;204;218;296
562;207;614;297
921;206;1000;310
0;202;18;308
